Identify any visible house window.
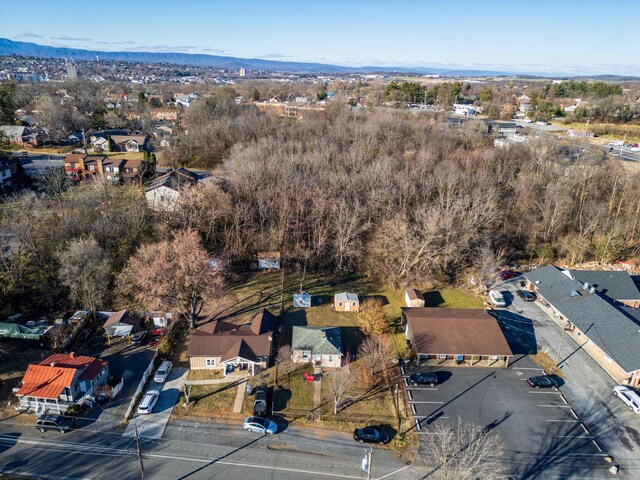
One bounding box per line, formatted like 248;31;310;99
206;358;216;367
437;354;447;359
339;303;343;306
489;355;500;360
301;351;309;359
327;356;333;363
89;165;95;171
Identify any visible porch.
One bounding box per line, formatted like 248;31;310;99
222;356;265;377
416;354;510;368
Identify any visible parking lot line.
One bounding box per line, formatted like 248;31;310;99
408;401;444;404
407;387;439;391
414;418;421;431
537;404;573;408
528;391;563;395
513;367;544;370
411;404;416;415
408;390;413;400
546;419;581;423
555;435;594;439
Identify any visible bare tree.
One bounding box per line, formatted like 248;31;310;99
118;229;224;328
324;357;355;415
421;417;508;480
32;167;71;198
357;335;394;375
56;237;111;312
276;344;296;377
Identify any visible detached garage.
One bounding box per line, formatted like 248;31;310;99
403;308;512;367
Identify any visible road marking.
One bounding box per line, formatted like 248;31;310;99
407;387;439;391
513;367;543;371
537;404;573;408
414;416;449;420
581;424;590;434
528;391;563;395
408;390;413;400
555;435;594;439
592;440;603;452
414;418;421;431
376;465;412;479
570;409;579;420
403;378;408;387
411;404;417;415
408;401;443;404
560;395;568;405
546;420;581;423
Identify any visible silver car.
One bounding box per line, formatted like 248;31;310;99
243;416;277;435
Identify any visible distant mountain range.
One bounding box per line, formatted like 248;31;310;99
0;38;514;76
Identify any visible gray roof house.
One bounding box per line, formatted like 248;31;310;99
291;326;344;368
524;265;640;387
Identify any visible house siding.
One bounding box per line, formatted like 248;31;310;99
189;356;223;370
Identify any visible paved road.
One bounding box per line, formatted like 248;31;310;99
0;418;415;480
495;279;640;477
124;368;187;439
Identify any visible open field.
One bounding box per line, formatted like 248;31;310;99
173;382;240;418
550;120;640;144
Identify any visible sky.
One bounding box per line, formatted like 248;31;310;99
1;0;639;75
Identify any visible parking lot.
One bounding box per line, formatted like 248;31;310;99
402;357;613;479
123;367;187;439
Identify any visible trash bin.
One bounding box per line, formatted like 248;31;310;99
246;384;254;395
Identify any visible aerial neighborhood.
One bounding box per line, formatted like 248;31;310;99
2;9;640;479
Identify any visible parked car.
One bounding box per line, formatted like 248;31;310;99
243;416;277;435
613;385;640;414
527;376;559;389
253;386;269;417
151;328;164;337
353;426;389;444
35;414;76;433
131;330;147;346
138;390;160;414
149;336;161;347
499;270;518;281
517;290;537;302
154;360;172;383
489;289;506;308
408;372;438;387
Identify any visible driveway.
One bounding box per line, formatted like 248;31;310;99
402;359;611;479
123;367;187;439
493;279;640;477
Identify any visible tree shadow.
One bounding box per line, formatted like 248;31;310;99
340;326;364;357
272;386;292;412
278;310;307;345
490;310;538;355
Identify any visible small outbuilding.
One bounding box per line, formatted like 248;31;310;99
257;251;281;270
293;292;312;308
334;292;359;312
103;309;143;341
404;288;425;308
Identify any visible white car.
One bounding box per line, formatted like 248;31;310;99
489;289;506;308
138;390;160;414
154;360;172;383
613;385;640;414
243;416;277;435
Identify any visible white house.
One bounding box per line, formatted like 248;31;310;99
144;168;199;212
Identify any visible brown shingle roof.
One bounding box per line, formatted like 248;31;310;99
405;308;512;356
250;308;276;335
104;309;141;328
186;334;271;360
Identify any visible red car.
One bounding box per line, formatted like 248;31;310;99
151;328;165;337
499;270;519;281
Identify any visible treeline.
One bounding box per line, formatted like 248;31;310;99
3;106;640;318
384;81;465;106
547;81;623;99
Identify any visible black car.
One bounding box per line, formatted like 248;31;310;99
408;372;438;387
353;426;389;444
131;330;147;346
527;375;559;389
517;290;537;302
35;414;76;433
253;386;269;417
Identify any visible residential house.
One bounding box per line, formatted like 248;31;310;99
404;288;425;308
103;309;143;339
175;93;198;108
523;266;640;387
111;135;149;153
151;109;178;121
0;125;43;146
453;104;480;116
334;292;359;312
16;352;109;414
0;157;19;190
257;251;281;270
291;326;344;368
403;308;513;367
491;121;518;136
567;128;594;138
144;168;200;212
121;159;151;182
186;308;276;376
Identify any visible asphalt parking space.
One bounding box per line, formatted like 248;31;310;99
402;359;611;478
123;367;187;439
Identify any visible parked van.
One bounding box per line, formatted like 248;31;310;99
154;360;172;383
489;289;506;308
613;385;640;414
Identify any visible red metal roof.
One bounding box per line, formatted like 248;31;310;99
40;353;107;381
16;364;76;400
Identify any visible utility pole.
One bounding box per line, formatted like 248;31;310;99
366;447;373;480
554;327;566;371
134;424;145;480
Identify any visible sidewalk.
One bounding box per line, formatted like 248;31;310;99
232;379;247;413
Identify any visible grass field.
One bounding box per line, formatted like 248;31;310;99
174;382;240;418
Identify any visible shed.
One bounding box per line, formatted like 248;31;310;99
334;292;359;312
257;251;281;270
293;292;312;308
405;288;425;308
103;309;142;339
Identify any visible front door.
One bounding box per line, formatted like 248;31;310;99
345;302;350;312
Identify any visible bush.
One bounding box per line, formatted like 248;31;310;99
157;336;173;359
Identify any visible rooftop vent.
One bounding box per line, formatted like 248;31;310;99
570;290;582;298
583;282;590;290
50;362;56;367
590;286;596;294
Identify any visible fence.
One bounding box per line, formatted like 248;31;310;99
124;354;157;420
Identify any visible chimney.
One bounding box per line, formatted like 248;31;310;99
50;362;56;367
69;352;75;358
590;286;596;294
583;282;589;291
